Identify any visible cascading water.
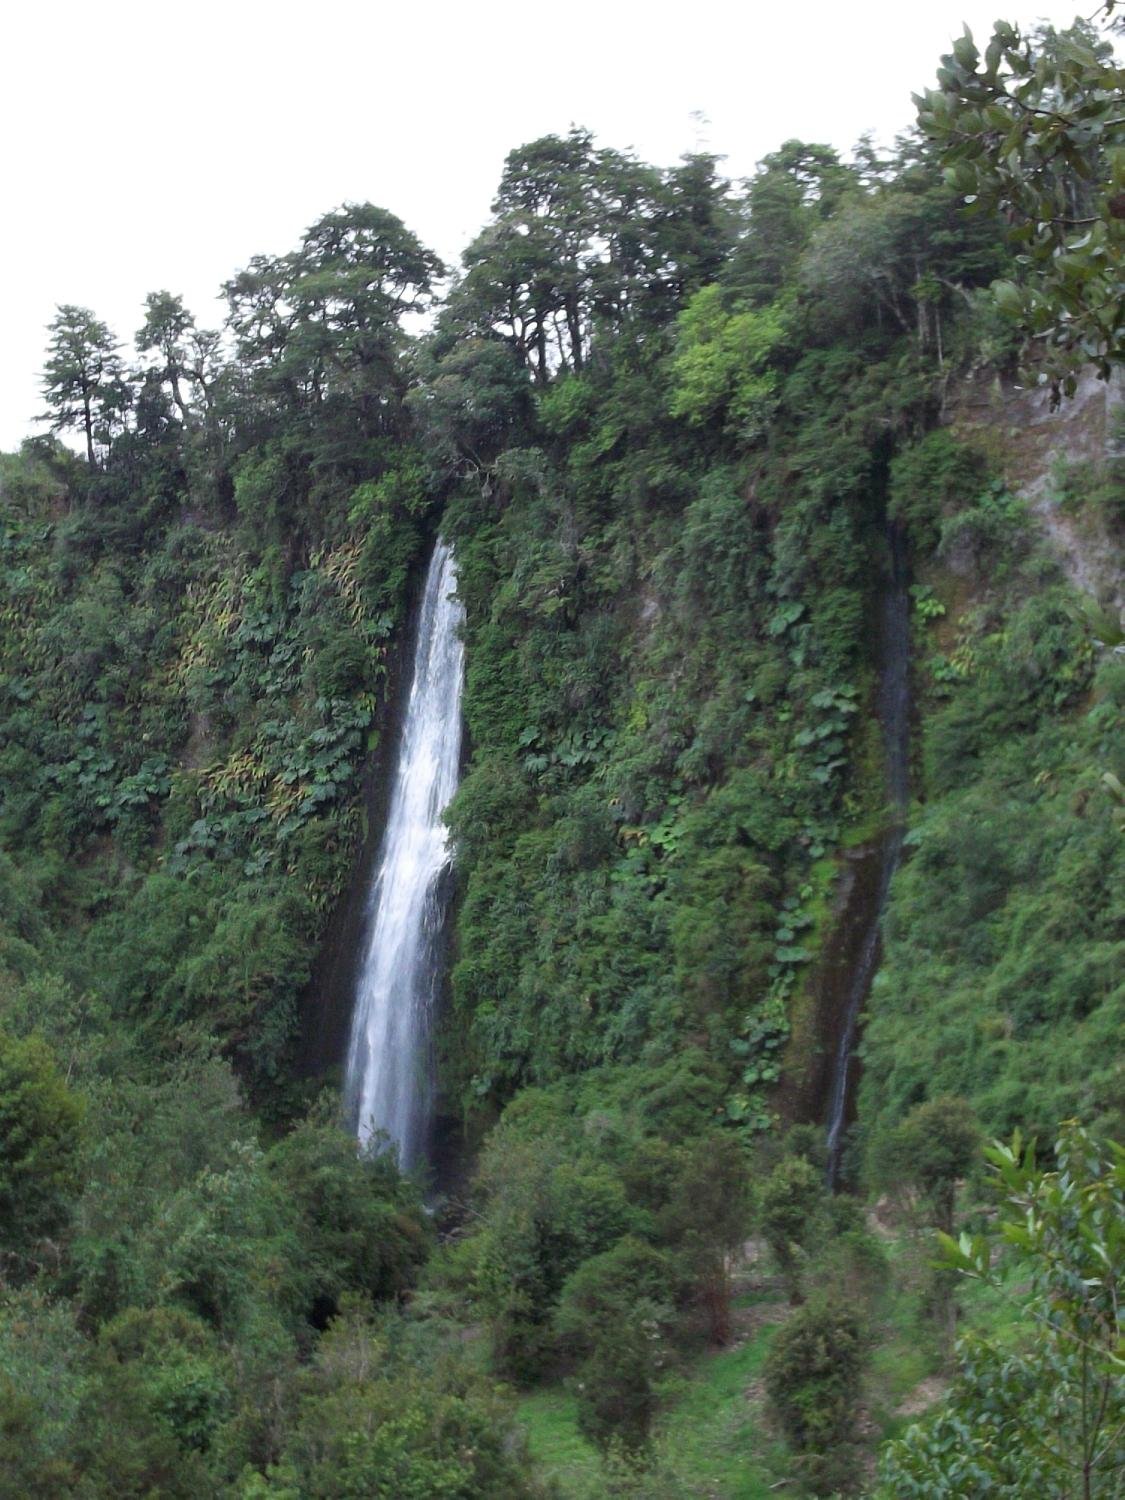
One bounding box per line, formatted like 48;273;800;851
344;538;465;1171
824;522;910;1186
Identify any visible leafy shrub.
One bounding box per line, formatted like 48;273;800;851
756;1154;827;1306
888;431;989;552
556;1238;675;1455
0;1031;84;1260
765;1292;868;1495
267;1110;429;1322
262;1301;548;1499
669;285;785;437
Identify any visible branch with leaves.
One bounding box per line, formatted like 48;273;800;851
879;1121;1124;1498
915;7;1125;398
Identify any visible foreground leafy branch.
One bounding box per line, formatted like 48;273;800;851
879;1121;1124;1498
915;6;1125;395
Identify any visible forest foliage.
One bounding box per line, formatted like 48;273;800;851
0;10;1122;1493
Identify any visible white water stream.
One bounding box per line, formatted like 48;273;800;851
344;538;465;1170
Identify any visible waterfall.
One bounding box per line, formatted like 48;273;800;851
344;538;465;1170
824;523;910;1186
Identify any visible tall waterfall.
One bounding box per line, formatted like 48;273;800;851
344;538;465;1170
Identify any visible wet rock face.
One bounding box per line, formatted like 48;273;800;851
785;523;912;1186
947;366;1124;615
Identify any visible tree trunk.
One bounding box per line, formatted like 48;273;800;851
83;390;96;469
170;371;190;427
566;294;584;372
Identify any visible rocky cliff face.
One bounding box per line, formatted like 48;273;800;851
947;367;1124;615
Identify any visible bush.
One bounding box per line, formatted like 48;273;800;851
0;1031;84;1262
556;1238;675;1454
765;1292;868;1494
266;1302;549;1499
867;1094;979;1234
878;1122;1124;1498
888;431;989;553
756;1154;826;1305
267;1110;430;1323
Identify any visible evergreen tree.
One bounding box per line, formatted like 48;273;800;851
40;305;128;468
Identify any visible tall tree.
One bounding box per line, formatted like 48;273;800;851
135;291;197;426
727;141;857;306
449;131;734;382
40;305;128;468
224;203;443;430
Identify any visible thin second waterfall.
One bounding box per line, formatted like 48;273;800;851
345;539;465;1170
823;522;910;1186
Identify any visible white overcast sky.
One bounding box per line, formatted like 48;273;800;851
0;0;1087;451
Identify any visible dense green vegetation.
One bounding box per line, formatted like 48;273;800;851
0;9;1121;1493
859;518;1123;1149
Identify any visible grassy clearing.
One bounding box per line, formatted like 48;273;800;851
518;1293;787;1498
